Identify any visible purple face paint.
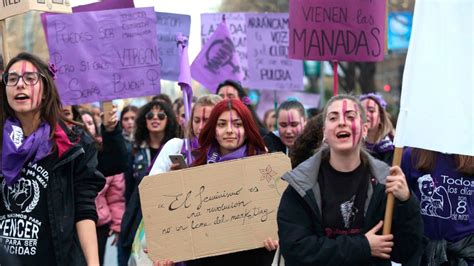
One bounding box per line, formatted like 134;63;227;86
352;103;361;146
198;107;207;133
342;100;347;125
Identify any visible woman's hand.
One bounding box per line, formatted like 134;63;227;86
263;237;279;251
385;166;410;202
153;259;174;266
365;221;394;259
103;105;118;132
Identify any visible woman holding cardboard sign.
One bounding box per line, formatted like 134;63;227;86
277;95;423;265
153;100;277;266
0;52;105;265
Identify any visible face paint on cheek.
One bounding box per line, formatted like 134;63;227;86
342;100;347;125
351;104;360;146
198;108;206;131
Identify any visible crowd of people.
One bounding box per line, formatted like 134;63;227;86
0;52;472;265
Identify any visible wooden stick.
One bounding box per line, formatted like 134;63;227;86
383;147;404;234
1;19;11;66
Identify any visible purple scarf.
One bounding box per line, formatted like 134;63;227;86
1;117;52;186
365;135;395;154
206;143;247;164
180;137;200;164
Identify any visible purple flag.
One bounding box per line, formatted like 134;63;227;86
72;0;134;12
191;21;244;93
177;34;193;165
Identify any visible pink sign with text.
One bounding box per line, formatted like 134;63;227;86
289;0;386;62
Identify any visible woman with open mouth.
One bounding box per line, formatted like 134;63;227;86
0;52;105;265
276;94;423;266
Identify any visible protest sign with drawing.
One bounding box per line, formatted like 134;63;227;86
201;13;249;86
191;19;244;92
139;153;290;262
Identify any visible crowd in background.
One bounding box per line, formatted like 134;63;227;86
0;52;472;266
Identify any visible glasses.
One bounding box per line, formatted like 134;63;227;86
146;111;167;121
2;72;45;87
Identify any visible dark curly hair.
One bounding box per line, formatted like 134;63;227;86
134;101;178;148
290;113;324;168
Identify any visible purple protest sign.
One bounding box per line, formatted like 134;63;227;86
289;0;386;62
156;12;191;81
246;13;304;91
191;21;244;93
45;7;160;105
201;13;249;86
72;0;134;12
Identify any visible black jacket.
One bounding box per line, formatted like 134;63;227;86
97;124;128;177
263;131;287;154
277;148;423;266
48;123;105;265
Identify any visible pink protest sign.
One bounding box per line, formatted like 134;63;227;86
246;13;304;91
289;0;386;62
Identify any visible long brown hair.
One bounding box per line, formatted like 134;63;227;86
192;99;267;166
1;52;74;149
412;148;474;175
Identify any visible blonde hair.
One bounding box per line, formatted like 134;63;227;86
186;95;223;139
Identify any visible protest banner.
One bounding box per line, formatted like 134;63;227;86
139;153;290;262
201;13;249;86
288;0;386;62
394;0;473;156
156;12;191;81
384;0;473;235
0;0;72;20
44;7;161;105
246;13;303;91
191;20;244;92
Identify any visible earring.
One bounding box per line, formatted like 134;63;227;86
322;135;326;143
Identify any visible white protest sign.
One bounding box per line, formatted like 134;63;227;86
1;0;71;20
394;0;474;156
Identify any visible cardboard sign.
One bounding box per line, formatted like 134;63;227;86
289;0;386;62
156;12;191;81
246;13;303;91
1;0;72;20
45;7;161;105
139;153;290;262
201;13;249;86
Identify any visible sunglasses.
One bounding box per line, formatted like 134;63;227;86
146;111;167;121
